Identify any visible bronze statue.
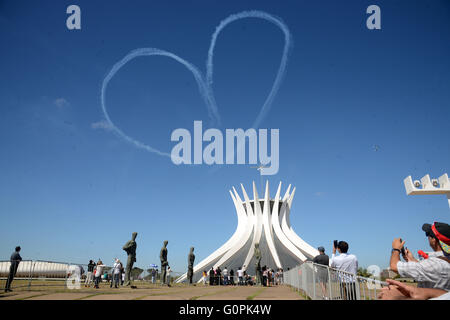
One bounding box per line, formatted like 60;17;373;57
187;247;195;284
122;232;137;286
160;240;169;285
254;243;262;285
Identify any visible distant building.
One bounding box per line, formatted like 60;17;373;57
0;261;83;278
380;268;397;280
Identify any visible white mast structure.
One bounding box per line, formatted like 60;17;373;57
176;181;319;283
404;173;450;208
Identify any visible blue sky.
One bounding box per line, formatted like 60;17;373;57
0;0;449;273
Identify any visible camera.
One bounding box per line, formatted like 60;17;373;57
399;238;406;256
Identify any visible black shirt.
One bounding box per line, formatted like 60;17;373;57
10;252;22;263
88;262;96;272
313;253;329;266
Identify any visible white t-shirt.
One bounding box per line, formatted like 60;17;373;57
331;253;358;282
95;264;105;277
237;269;244;277
427;251;443;258
113;262;121;274
397;257;450;290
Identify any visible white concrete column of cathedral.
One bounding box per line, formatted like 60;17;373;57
176;181;319;283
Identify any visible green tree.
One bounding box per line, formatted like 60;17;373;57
357;267;372;278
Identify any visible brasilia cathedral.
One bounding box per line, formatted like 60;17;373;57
176;181;319;283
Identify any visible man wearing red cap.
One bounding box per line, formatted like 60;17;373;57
390;222;450;291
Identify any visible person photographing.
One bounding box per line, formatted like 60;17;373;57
330;240;358;300
390;221;450;290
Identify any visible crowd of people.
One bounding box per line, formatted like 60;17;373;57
84;258;125;289
308;241;359;300
379;221;450;300
308;221;450;300
203;266;284;287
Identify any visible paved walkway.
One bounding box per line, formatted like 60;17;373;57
0;285;303;300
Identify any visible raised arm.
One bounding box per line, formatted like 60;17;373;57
379;279;448;300
389;238;405;273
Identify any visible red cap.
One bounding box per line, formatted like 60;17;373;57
432;222;450;245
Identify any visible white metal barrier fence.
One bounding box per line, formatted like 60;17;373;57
0;260;111;290
283;261;387;300
1;260;189;290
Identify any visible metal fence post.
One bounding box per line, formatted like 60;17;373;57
327;266;332;300
372;284;375;300
312;264;316;300
64;264;68;289
355;276;361;300
361;278;366;300
28;261;34;290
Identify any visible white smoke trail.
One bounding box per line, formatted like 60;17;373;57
100;11;291;158
100;48;219;157
207;10;292;129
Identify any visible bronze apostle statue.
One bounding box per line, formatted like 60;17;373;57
122;232;137;286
